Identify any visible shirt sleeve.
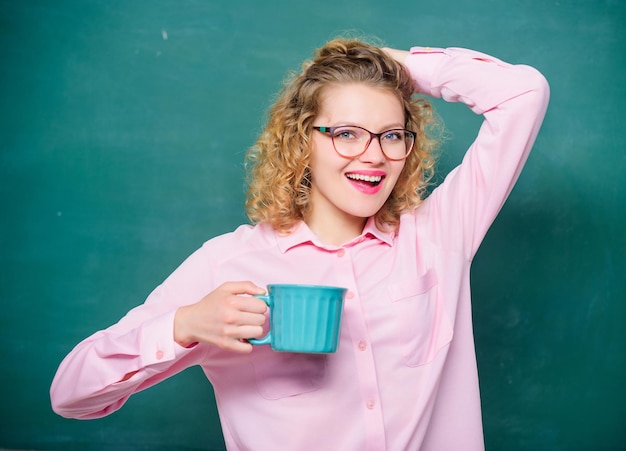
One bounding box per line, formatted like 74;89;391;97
404;47;550;259
50;246;214;419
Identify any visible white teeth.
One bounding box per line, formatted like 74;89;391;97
346;173;383;183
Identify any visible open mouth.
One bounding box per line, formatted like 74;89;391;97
346;173;384;187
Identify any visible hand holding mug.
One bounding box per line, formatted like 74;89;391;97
174;281;268;353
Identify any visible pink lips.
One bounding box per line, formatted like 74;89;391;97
345;171;386;195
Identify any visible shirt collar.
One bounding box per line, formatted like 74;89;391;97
275;217;395;253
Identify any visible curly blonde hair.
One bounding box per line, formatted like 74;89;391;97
245;37;440;234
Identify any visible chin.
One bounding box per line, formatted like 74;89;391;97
345;205;384;220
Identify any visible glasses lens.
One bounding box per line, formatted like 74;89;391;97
380;129;414;160
330;126;369;157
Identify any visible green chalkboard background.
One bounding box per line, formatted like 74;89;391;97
1;1;624;450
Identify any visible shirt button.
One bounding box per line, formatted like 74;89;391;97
155;350;164;360
358;340;367;351
346;291;355;300
336;249;345;257
366;399;376;410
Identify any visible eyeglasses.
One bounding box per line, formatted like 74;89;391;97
313;125;416;161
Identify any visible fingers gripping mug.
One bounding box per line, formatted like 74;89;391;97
248;284;347;353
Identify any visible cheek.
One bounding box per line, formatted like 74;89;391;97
389;162;407;184
309;142;342;175
307;152;321;181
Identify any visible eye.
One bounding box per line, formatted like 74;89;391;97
332;127;361;141
381;130;404;142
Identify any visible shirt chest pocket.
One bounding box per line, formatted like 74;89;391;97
388;269;453;367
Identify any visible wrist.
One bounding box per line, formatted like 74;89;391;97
382;47;410;64
173;306;197;348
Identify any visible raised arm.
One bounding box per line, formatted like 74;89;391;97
395;46;550;258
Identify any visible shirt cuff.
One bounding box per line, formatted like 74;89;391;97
139;308;189;367
405;47;446;95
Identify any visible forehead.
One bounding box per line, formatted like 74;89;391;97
316;83;405;127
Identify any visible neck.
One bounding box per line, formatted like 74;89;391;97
305;212;368;246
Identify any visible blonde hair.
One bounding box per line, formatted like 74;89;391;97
245;37;440;234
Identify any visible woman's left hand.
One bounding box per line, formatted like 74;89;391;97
382;47;410;64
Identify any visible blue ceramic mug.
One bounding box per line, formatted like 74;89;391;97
248;284;347;353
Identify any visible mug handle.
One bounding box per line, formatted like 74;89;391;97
247;294;271;346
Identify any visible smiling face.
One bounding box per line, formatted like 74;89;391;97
306;83;407;243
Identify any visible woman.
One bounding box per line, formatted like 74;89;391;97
51;38;549;450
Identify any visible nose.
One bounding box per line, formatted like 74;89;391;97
359;136;386;164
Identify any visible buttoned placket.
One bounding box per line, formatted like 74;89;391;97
333;246;387;450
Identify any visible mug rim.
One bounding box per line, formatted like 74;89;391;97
267;283;347;292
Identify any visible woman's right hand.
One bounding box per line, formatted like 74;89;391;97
173;281;268;353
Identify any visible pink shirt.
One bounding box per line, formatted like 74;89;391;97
51;47;549;450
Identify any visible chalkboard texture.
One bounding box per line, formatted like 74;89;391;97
1;1;624;450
